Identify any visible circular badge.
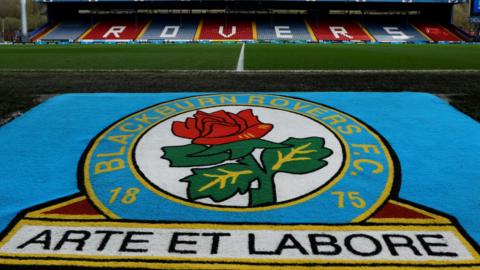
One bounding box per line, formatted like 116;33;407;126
82;94;395;224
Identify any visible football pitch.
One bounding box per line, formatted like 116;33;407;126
1;43;480;70
1;42;479;126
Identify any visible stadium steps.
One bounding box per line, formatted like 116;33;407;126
256;17;314;41
39;20;95;42
410;21;462;42
197;17;255;41
79;18;150;42
138;16;199;41
30;15;467;44
307;18;374;42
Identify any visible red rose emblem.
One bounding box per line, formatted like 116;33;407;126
172;109;273;145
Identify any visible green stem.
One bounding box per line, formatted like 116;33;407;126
250;173;276;207
242;155;276;207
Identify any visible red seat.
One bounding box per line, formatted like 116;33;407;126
411;22;462;42
81;19;148;41
308;19;373;41
198;17;253;40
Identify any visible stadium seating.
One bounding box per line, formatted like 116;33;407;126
80;18;149;41
39;20;94;41
363;18;429;42
32;15;463;43
138;16;199;41
307;18;373;41
411;21;462;42
256;17;313;41
197;17;254;40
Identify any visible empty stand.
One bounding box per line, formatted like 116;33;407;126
139;16;198;41
363;19;429;42
307;18;373;41
197;17;254;40
40;20;93;41
411;21;462;42
80;18;149;41
256;17;313;41
33;15;463;43
31;22;57;42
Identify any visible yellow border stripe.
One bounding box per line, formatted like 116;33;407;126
77;22;100;41
26;196;87;216
304;19;317;42
80;94;396;220
390;200;450;222
136;19;152;41
32;22;61;42
252;21;257;40
194;19;204;41
83;95;364;215
0;259;478;270
1;219;479;265
438;23;463;41
410;23;434;42
356;21;375;42
25;196;106;220
367;200;451;224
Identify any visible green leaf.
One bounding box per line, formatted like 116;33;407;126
181;163;259;202
191;139;289;159
261;137;333;174
161;144;229;167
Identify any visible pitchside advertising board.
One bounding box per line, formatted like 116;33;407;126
0;93;479;270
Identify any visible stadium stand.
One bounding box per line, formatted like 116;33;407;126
138;16;199;42
363;18;429;42
39;19;93;42
31;22;58;42
33;14;464;43
410;21;463;41
79;17;149;42
256;16;314;41
307;17;373;42
197;17;254;41
29;0;474;43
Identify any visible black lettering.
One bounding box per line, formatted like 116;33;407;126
345;234;382;256
201;232;231;254
169;232;199;254
383;234;422;256
119;231;152;253
275;234;308;255
416;234;458;257
308;234;342;255
17;230;51;250
95;230;124;251
248;233;275;255
54;230;91;251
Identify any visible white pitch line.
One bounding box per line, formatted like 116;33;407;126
236;43;245;72
2;69;480;73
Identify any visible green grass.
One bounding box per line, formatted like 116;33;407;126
0;44;241;70
0;43;479;70
246;44;480;70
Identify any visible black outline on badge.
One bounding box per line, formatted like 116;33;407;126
79;93;394;219
132;105;346;210
0;194;479;270
0;93;479;270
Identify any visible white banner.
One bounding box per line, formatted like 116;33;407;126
0;224;474;261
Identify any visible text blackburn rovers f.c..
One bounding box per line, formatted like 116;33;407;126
0;93;479;270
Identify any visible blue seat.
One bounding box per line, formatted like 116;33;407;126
363;18;428;42
41;20;93;41
139;16;198;41
256;17;313;41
